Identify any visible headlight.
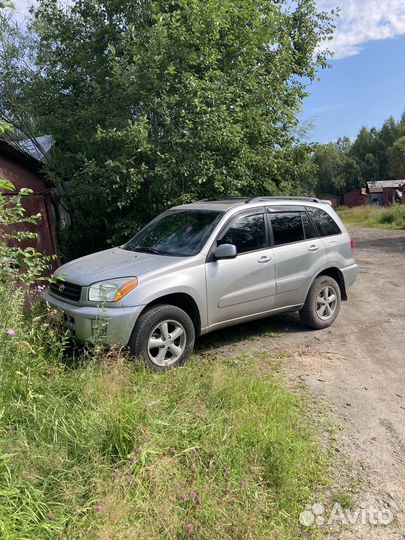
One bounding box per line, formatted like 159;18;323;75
88;278;138;302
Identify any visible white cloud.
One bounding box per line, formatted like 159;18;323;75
307;104;345;114
318;0;405;58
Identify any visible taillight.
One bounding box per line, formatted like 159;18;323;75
350;239;354;252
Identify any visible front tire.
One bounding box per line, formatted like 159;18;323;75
299;276;341;330
129;304;195;371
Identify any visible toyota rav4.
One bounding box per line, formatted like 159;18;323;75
43;196;358;370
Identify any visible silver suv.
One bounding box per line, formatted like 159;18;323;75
43;197;358;370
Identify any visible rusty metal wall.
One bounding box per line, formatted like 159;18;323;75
382;187;402;206
343;190;367;208
318;194;342;208
0;152;57;262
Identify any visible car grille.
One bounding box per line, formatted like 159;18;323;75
50;280;82;302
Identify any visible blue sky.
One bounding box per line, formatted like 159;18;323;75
301;0;405;143
302;36;405;143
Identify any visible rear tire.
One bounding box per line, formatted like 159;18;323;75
129;304;195;371
299;276;341;330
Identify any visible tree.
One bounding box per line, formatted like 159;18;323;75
379;116;400;148
0;11;47;154
342;156;362;192
312;112;405;196
0;2;49;284
313;143;362;195
349;127;372;162
389;136;405;179
335;136;351;154
0;0;333;258
362;152;379;182
352;119;403;181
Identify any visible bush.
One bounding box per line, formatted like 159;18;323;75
337;204;405;230
0;178;50;286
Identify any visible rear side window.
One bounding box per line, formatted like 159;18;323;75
302;212;317;239
219;213;266;254
271;212;304;245
308;208;341;237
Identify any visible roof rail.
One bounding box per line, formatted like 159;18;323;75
199;196;248;202
197;196;331;205
246;196;331;204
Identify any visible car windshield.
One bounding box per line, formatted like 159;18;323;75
124;210;223;257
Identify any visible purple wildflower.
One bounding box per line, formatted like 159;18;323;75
180;493;187;502
112;469;121;479
240;480;246;488
185;523;194;534
124;474;132;483
6;329;15;336
130;455;138;464
95;503;103;514
223;466;230;474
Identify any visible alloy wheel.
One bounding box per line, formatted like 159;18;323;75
147;319;187;367
316;285;338;321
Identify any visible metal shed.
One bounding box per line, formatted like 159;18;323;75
343;189;368;207
0;139;57;261
367;180;405;206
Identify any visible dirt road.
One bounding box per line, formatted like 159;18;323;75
277;227;405;539
197;226;405;539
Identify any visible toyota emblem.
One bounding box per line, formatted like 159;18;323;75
58;283;65;293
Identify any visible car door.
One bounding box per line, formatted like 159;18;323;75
268;208;326;308
306;206;345;264
205;209;276;327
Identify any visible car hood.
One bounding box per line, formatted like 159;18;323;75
54;247;184;286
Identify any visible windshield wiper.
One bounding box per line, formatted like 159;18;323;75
127;246;165;255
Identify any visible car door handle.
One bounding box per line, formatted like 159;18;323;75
258;256;272;263
308;245;320;252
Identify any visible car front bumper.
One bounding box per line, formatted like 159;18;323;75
42;289;144;346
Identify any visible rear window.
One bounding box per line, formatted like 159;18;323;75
271;212;304;245
307;208;341;237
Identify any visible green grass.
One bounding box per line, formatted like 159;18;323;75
0;289;329;539
195;317;280;352
333;491;354;510
337;204;405;230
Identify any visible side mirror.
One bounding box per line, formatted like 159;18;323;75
214;243;237;260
